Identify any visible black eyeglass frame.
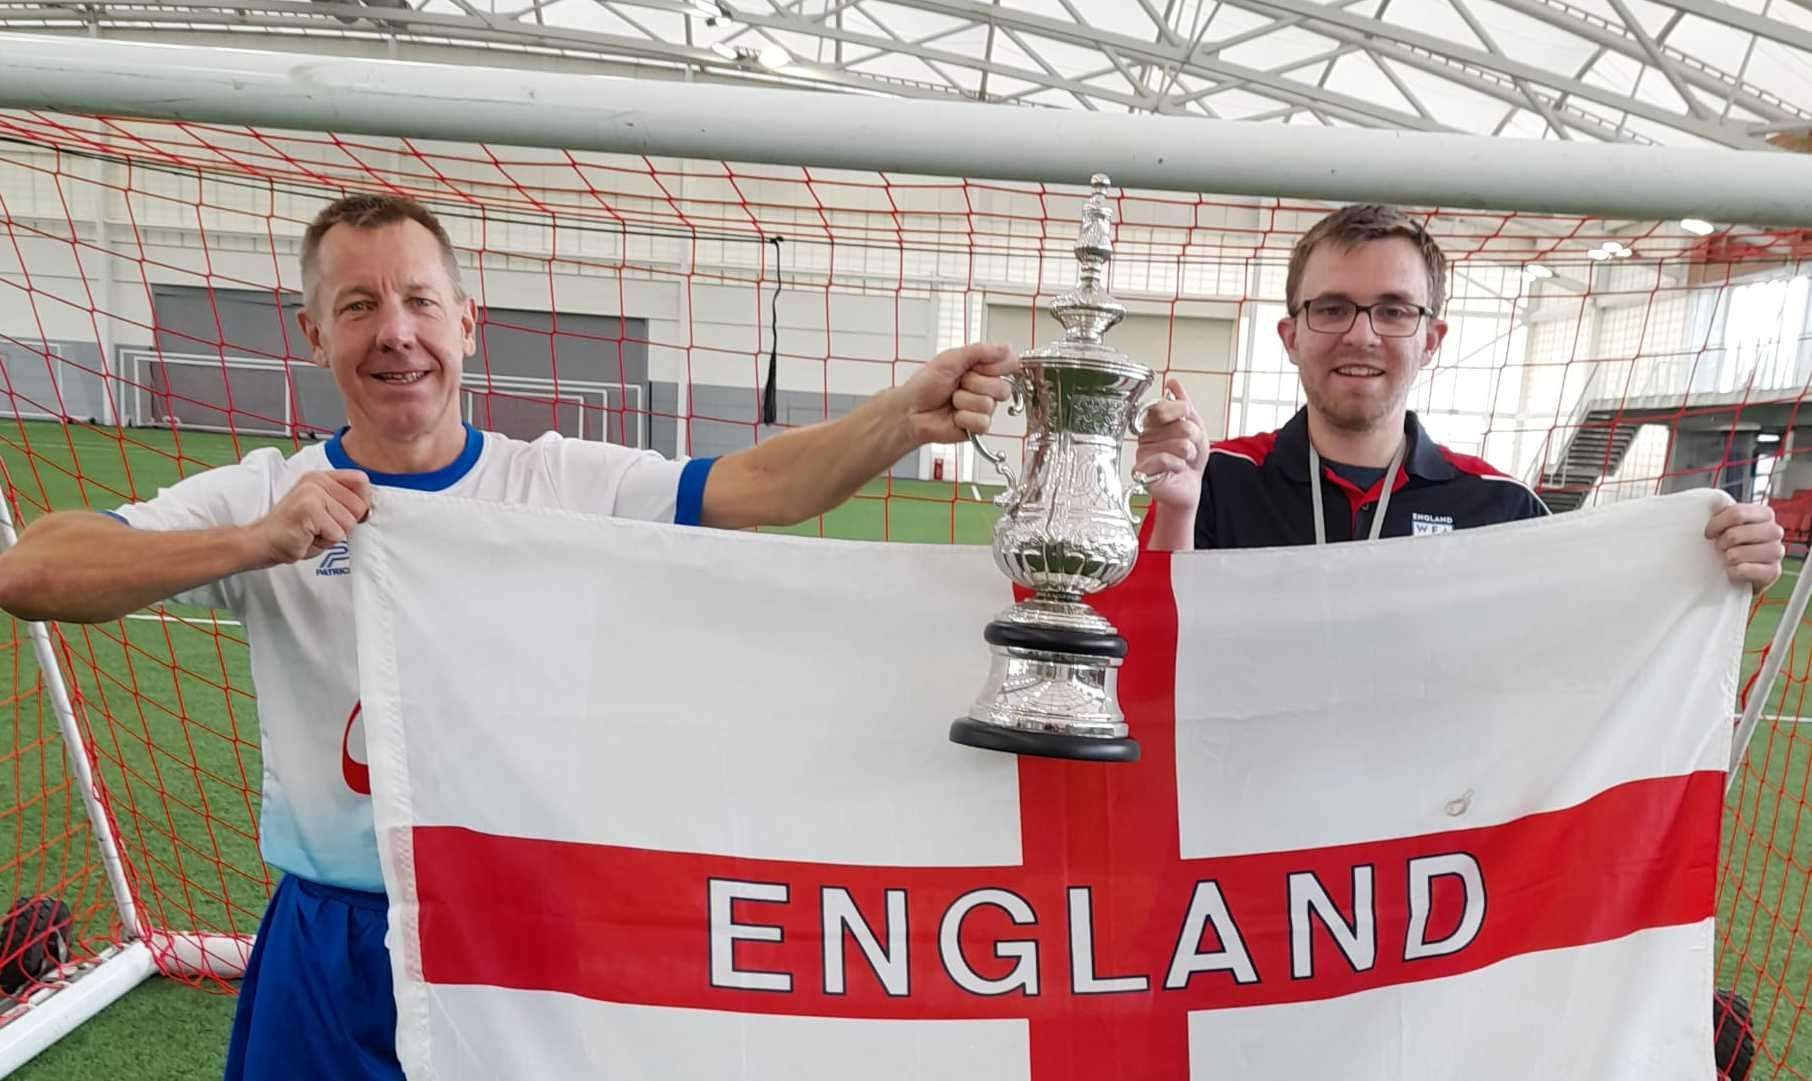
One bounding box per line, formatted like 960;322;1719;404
1290;298;1436;338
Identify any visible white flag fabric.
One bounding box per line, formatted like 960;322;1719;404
352;487;1745;1081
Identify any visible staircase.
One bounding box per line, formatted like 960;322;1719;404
1536;407;1645;512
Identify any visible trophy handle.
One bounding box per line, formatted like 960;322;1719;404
1126;469;1158;525
1126;387;1172;523
969;373;1025;504
969;433;1018;497
1127;386;1169;437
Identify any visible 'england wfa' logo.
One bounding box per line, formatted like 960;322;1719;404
1411;513;1455;536
316;541;351;577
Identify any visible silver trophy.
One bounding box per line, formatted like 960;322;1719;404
949;174;1157;764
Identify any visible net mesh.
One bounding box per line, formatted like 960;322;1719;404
1;107;1810;1074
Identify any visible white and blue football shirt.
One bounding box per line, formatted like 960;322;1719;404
110;424;714;892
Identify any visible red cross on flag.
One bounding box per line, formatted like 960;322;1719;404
354;488;1744;1081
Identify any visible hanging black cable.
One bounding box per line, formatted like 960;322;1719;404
761;236;784;426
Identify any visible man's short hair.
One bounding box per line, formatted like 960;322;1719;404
1284;204;1447;317
300;193;465;309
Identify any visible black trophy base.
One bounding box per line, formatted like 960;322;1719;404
948;717;1141;763
982;618;1128;659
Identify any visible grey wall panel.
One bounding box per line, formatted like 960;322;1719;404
677;381;915;476
140;360;289;433
0;340;115;422
152;284;305;361
466;391;584;441
649;381;678;459
0;339;129;423
145;285;650;445
0;340;65;419
290;366;347;433
55;343;111;422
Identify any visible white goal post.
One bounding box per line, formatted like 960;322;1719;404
0;494;253;1077
2;33;1811;226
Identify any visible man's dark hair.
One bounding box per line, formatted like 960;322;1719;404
1285;204;1447;317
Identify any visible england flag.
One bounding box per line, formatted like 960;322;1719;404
352;488;1744;1081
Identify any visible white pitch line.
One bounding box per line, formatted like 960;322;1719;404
123;612;243;629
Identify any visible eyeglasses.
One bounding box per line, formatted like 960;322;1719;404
1293;297;1433;338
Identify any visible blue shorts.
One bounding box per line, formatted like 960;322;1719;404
224;875;402;1081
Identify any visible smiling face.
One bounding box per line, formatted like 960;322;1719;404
1278;235;1446;435
298;218;476;455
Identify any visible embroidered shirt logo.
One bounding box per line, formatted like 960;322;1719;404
1411;512;1455;536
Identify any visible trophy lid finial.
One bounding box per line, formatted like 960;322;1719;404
1047;174;1124;345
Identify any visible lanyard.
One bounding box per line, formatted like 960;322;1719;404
1309;440;1406;546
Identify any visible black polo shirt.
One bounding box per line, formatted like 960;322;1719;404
1189;407;1549;549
